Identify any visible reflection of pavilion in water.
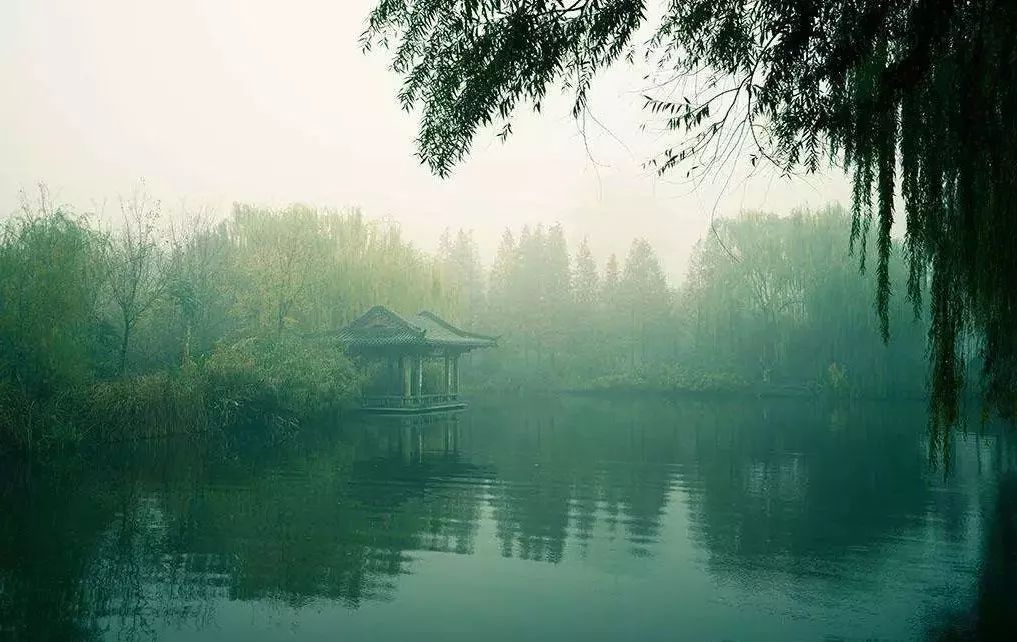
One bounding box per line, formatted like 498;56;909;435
366;410;468;463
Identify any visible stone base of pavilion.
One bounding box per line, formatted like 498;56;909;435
358;394;468;414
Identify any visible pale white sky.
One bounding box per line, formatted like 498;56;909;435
0;0;850;278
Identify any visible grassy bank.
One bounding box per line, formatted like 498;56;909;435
482;363;928;401
565;379;927;401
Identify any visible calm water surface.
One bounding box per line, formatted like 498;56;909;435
2;396;1015;641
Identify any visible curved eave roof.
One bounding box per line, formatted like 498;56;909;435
334;306;497;350
412;311;498;347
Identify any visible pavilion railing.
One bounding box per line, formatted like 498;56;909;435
360;393;460;409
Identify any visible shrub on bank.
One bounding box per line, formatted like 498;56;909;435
0;335;361;452
654;366;753;395
584;366;752;395
203;334;360;427
78;368;210;444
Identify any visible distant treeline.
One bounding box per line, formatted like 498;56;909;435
445;205;930;398
0;187;931;451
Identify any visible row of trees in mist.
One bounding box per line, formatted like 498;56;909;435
0;187;931;450
439;206;929;396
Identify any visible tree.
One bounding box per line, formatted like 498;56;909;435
227;204;331;337
572;237;599;311
602;254;620;302
438;228;486;326
620;239;670;368
0;187;103;396
167;206;234;365
568;237;601;380
489;229;518;320
364;0;1017;437
682;207;928;396
102;187;168;376
543;224;572;368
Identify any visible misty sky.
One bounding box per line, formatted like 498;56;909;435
0;0;850;278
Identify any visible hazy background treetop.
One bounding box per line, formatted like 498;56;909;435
1;0;852;281
363;0;1017;434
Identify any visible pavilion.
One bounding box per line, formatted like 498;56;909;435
335;306;497;413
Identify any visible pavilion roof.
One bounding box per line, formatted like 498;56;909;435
334;306;497;350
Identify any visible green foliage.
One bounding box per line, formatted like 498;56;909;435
682;206;928;398
78;369;211;444
0;188;933;453
473;205;928;399
365;0;1017;444
227;203;333;335
0;194;103;399
586;367;752;396
572;237;599;310
0;193;439;452
648;365;753;396
437;228;486;327
480;222;613;385
363;0;646;178
0;369;210;450
101;188;168;375
203;335;360;426
0;342;360;452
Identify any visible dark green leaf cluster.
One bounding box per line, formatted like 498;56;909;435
363;0;646;176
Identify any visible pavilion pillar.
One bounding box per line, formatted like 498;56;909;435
443;354;452;395
415;354;424;398
400;355;411;400
452;353;460;395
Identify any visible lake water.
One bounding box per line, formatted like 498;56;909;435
1;395;1014;641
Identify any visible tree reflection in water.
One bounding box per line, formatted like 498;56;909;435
0;397;1013;641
